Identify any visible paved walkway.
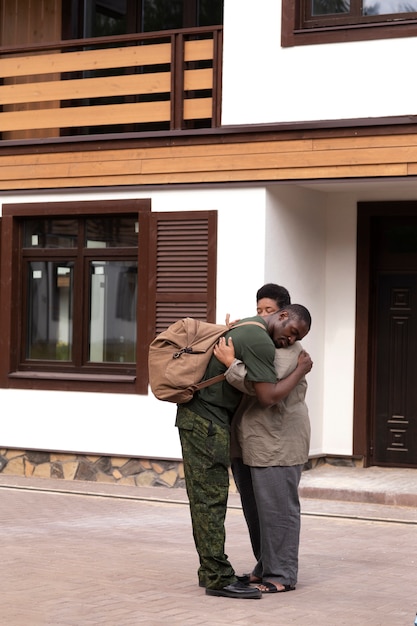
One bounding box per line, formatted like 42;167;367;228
1;466;416;625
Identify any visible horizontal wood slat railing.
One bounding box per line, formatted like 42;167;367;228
0;27;222;140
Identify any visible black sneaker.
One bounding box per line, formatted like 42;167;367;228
205;581;262;599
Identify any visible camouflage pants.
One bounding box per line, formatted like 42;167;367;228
176;406;236;589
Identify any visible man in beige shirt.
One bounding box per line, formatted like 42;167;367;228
214;284;311;594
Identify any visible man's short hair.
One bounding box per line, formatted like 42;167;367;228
284;304;312;330
256;283;291;309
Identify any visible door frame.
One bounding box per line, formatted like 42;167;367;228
354;201;417;466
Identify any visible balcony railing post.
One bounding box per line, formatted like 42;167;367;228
171;32;185;130
212;29;223;128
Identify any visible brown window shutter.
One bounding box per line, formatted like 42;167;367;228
149;211;217;336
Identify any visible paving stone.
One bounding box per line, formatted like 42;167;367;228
0;468;416;626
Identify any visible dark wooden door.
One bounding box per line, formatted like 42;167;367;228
355;204;417;467
373;273;417;466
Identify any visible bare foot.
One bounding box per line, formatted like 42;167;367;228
237;573;262;584
248;575;262;583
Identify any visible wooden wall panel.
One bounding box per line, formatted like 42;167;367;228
0;0;61;46
0;130;417;191
184;39;213;61
0;0;61;140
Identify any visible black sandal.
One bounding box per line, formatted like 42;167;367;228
256;581;295;593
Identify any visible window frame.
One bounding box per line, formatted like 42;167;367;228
282;0;417;47
0;200;151;394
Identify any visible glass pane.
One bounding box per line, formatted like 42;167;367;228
311;0;350;15
85;216;138;248
89;260;137;363
363;1;417;15
26;262;73;360
92;0;127;37
23;219;78;248
199;0;224;25
143;0;183;31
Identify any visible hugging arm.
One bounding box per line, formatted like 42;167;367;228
214;336;313;408
226;360;256;395
253;352;312;407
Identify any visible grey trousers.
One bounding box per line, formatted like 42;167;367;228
233;460;303;586
232;458;261;560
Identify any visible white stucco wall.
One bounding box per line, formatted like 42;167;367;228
262;187;360;457
222;0;417;125
322;194;357;455
264;186;327;456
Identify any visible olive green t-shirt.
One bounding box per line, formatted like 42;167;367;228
178;316;277;430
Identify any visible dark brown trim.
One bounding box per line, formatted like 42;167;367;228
3;115;417;154
0;25;223;55
4;376;138;394
2;199;150;218
353;206;372;464
0;214;14;382
206;211;218;321
9;371;136;382
212;28;223;128
172;32;185;130
137;209;152;389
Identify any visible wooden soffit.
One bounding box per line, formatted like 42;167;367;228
2;118;417;191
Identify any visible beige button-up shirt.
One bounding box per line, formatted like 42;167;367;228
226;343;310;466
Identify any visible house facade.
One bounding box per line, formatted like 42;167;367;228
1;0;417;487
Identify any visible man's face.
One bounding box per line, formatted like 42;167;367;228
270;312;309;348
257;297;279;317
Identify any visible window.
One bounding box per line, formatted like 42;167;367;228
282;0;417;47
23;216;138;365
0;201;217;394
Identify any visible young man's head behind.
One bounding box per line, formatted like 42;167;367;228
256;283;291;317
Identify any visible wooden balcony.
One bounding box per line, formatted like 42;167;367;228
0;26;222;142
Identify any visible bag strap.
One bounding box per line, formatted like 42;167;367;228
192;320;268;392
192;373;226;391
231;320;266;331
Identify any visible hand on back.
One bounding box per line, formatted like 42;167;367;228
297;350;313;374
214;336;236;368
